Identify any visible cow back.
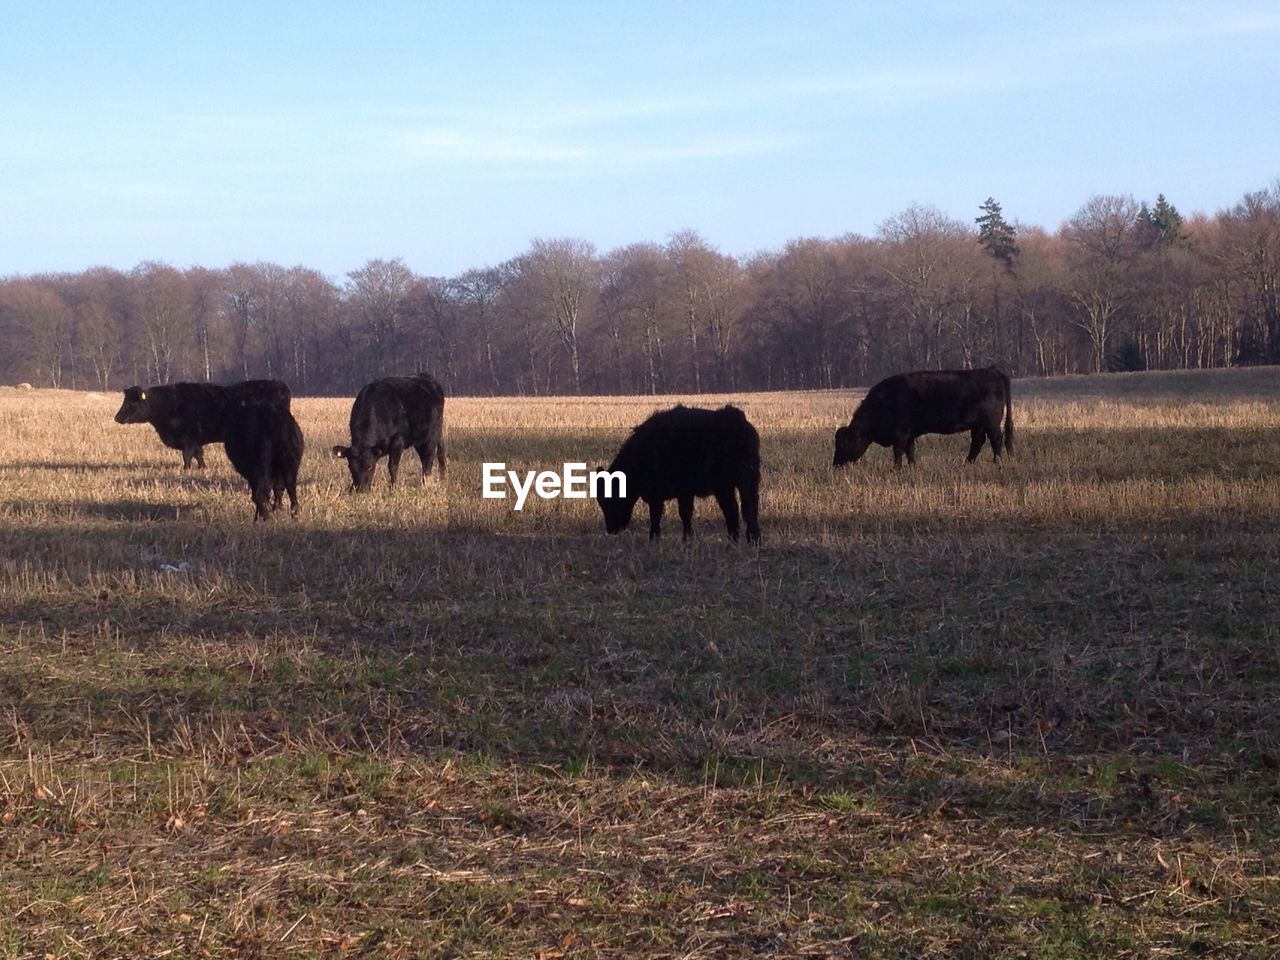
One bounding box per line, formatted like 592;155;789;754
349;374;445;452
855;368;1009;438
612;404;759;500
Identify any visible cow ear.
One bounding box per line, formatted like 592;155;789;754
332;445;349;459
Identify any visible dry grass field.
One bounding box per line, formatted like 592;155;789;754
2;368;1279;958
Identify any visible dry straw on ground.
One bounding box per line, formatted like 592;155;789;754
1;368;1278;957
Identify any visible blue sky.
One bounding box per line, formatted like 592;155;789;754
3;1;1278;278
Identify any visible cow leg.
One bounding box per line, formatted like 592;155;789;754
181;446;196;470
269;449;283;508
195;445;206;469
251;477;271;521
905;438;918;465
713;488;740;542
966;427;986;463
677;495;695;541
286;467;300;517
891;429;914;468
415;443;436;482
739;476;760;544
987;419;1004;461
647;499;664;540
386;443;404;486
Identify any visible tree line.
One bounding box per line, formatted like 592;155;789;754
3;184;1278;396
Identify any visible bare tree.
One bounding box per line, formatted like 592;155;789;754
451;267;505;394
347;258;417;378
131;262;194;384
70;268;129;388
222;262;262;379
402;276;461;387
666;230;720;391
1215;184;1280;364
748;238;856;388
283;266;340;391
494;257;546;395
1011;229;1071;376
1062;195;1142;372
877;205;977;368
701;250;747;390
521;238;597;394
598;243;672;394
1;278;73;387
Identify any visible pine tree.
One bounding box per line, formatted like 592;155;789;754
1151;194;1187;247
1138;194;1189;248
976;197;1019;269
975;198;1020;368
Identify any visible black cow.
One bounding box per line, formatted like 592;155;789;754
596;404;761;543
332;373;446;491
833;366;1013;468
224;402;305;521
114;380;292;469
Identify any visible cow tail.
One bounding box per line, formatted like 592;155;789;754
1002;370;1014;454
436;435;447;476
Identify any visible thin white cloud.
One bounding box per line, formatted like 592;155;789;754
624;137;788;164
370;62;1003;175
391;125;786;172
1216;11;1280;33
399;128;591;165
443;65;1006;135
1029;4;1280;54
769;66;1013;105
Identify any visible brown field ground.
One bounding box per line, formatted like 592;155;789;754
1;368;1279;958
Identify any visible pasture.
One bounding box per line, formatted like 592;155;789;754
1;368;1279;958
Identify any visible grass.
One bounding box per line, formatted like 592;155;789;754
0;367;1279;957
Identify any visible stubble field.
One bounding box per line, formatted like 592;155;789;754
1;368;1279;958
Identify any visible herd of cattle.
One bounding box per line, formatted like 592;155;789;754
113;373;446;521
111;365;1015;538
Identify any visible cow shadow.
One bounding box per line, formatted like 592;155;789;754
74;499;194;522
114;473;244;493
0;460;137;473
1;498;191;522
0;460;246;492
3;501;1276;848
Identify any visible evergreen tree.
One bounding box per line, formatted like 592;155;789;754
1152;194;1187;246
1137;194;1189;248
976;197;1019;269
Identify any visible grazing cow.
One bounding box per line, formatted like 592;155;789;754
833;366;1013;468
332;373;446;491
596;404;761;543
113;380;292;469
224;402;304;521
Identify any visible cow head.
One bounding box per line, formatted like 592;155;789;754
595;466;635;534
114;386;151;424
832;424;871;468
332;445;377;492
